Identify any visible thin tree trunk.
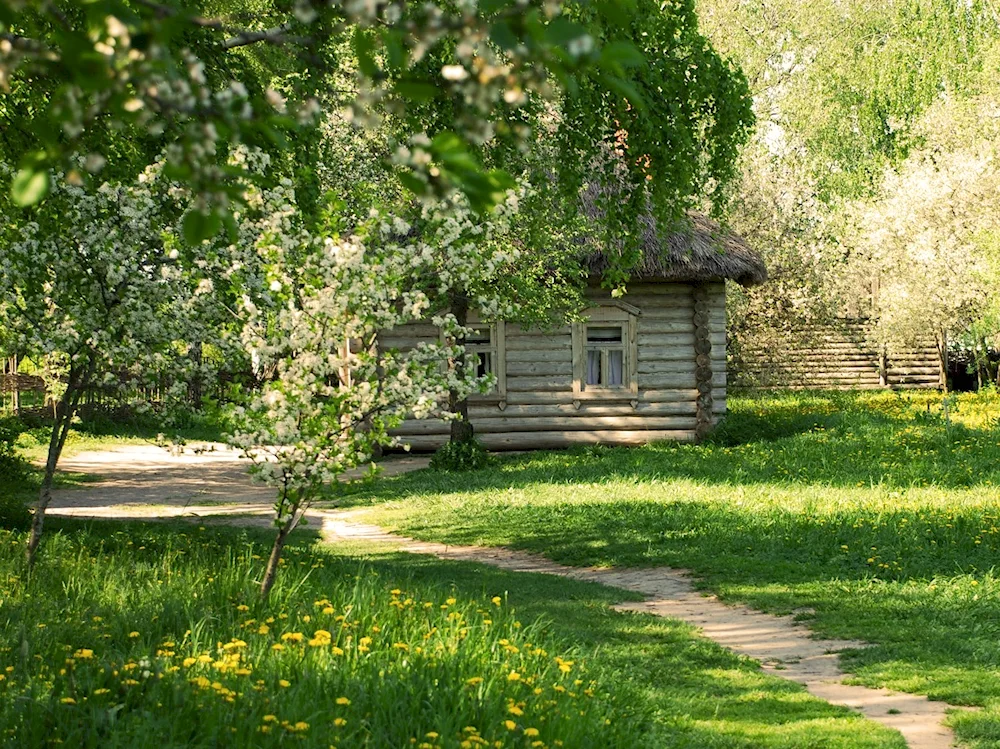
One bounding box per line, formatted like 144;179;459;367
260;522;292;600
188;341;203;407
448;294;474;444
26;376;84;567
260;485;305;600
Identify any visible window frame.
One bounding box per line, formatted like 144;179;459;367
572;303;639;404
463;319;507;407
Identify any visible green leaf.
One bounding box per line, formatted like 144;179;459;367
11;164;50;207
397;171;428;196
600;41;646;69
182;210;222;245
394;80;440;102
544;19;590;46
489;20;519;51
352;28;379;78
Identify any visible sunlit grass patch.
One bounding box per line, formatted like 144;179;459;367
346;389;1000;747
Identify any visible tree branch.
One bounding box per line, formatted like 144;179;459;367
222;23;308;50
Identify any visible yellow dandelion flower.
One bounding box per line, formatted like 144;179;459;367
524;728;539;737
507;671;521;682
507;705;524;717
446;597;457;605
491;596;502;606
60;697;76;705
336;697;350;705
263;715;277;723
74;649;94;660
334;718;347;727
281;632;304;643
93;688;110;695
258;624;270;635
466;677;483;686
271;644;285;651
128;631;140;638
278;679;290;688
503;720;516;730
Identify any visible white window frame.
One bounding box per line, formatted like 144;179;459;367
572;303;639;405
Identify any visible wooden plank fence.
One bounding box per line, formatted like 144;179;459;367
732;320;943;390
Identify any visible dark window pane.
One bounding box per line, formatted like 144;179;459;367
477;352;491;377
587;326;622;343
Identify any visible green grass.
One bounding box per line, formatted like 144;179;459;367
338;390;1000;748
0;520;902;748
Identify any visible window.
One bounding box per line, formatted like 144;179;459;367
585;326;625;387
456;320;507;406
572;303;639;403
466;327;494;379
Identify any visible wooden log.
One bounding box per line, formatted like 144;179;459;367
504;335;573;351
640;349;696;364
468;401;698;418
506;375;574;392
638;360;697;376
639;333;696;348
505;361;573;377
638;320;698;334
505;349;573;364
643;373;698;389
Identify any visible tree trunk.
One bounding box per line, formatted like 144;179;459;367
260;522;292;600
26;377;83;568
188;341;203;407
448;294;474;444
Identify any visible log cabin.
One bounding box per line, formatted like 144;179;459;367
386;213;767;451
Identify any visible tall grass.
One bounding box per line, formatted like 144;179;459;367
0;523;644;748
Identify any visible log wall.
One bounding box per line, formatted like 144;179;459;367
733;320;941;390
389;282;728;450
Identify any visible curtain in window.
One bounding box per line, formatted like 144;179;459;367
586;350;601;385
607;350;624;385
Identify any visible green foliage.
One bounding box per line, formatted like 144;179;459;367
351;390;1000;742
0;418;31;529
429;437;494;472
0;520;902;748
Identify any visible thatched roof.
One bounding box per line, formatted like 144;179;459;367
583;211;767;287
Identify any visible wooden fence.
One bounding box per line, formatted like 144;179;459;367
732;320;943;390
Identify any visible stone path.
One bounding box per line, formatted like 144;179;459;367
46;445;960;748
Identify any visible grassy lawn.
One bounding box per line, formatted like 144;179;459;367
0;520;901;748
340;390;1000;748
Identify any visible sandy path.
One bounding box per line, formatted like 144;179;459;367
49;443;428;511
46;446;960;748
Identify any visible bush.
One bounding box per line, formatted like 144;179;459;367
0;417;33;529
429;437;493;472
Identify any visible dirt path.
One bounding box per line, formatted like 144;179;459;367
46;447;959;748
50;443;429;511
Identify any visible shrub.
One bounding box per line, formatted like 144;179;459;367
0;417;33;529
429;437;493;472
